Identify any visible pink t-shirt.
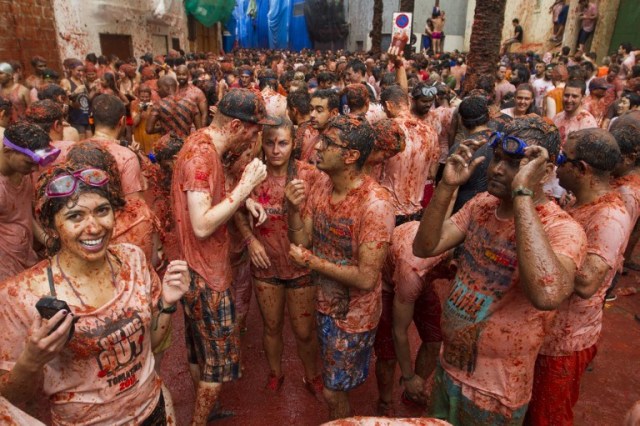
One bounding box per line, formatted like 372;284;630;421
0;244;162;425
380;116;439;216
614;174;640;225
251;161;324;280
85;139;144;196
444;193;586;409
0;174;38;282
541;193;631;356
304;176;395;333
552;109;598;145
383;221;450;305
171;128;232;291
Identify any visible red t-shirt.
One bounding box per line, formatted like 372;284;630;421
552;109;598;145
84;139;144;196
251;161;324;280
444;193;586;409
541;192;631;356
171;128;232;291
303;176;395;333
613;173;640;226
0;244;162;425
380;116;439;216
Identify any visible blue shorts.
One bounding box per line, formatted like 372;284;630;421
317;312;376;392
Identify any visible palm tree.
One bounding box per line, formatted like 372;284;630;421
462;0;508;94
399;0;415;13
370;0;383;53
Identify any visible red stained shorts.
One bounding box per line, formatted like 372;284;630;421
374;288;443;361
525;344;597;426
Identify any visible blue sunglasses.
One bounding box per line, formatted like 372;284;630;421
488;132;528;157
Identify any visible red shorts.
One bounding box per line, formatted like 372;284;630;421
373;288;443;361
525;344;597;426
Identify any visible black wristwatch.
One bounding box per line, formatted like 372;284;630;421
157;299;177;314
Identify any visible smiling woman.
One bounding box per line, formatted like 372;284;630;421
0;160;190;425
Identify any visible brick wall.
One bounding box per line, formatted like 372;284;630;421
0;0;61;73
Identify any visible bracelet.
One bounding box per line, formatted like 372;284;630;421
511;187;534;199
157;299;177;314
288;225;303;232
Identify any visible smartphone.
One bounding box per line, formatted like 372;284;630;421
35;297;75;339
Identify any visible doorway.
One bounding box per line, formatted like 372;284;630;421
99;34;133;60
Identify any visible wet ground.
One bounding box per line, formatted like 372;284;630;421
159;274;640;426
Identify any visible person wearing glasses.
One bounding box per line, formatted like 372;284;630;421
0;160;189;425
413;116;587;424
527;128;631;425
0;122;59;281
285;115;395;420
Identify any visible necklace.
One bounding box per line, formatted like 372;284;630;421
56;254;117;307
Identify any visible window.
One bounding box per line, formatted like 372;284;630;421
99;34;133;60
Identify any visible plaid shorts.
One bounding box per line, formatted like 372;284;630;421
317;312;376;392
181;270;241;383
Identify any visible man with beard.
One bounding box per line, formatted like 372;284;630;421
285;115;395;420
553;80;598;144
413;116;586;424
175;65;208;127
530;61;554;110
302;89;340;163
171;88;276;425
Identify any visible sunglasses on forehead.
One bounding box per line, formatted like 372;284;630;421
46;168;110;198
488;132;528;157
3;137;60;167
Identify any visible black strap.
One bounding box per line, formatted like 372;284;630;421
46;266;57;298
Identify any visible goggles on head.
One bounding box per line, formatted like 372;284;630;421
3;137;60;167
46;168;110;198
411;86;437;100
488;132;528;157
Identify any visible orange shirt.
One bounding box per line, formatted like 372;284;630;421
171;128;232;291
444;193;586;409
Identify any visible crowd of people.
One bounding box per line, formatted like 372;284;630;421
0;16;639;426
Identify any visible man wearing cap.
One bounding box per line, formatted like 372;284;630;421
285;115;395;420
552;79;598;144
0;63;31;124
171;88;276;425
0;122;58;281
583;77;616;127
380;85;439;225
146;76;201;138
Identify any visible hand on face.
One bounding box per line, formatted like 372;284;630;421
511;145;550;190
239;158;267;191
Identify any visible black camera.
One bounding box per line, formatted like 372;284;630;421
35;297;76;339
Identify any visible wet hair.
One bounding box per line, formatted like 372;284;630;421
570;128;621;173
371;118;405;155
0;96;12;116
258;70;279;91
324;115;375;169
38;84;67;101
459;96;489;129
511;65;531;86
85;53;98;64
154;133;185;164
343;84;370;111
380;85;408;106
91;94;126;128
287;90;312;115
620;43;633;55
4;122;51;151
475;74;496;99
346;60;366;77
581;61;596;74
311;89;340;111
610;117;640;161
25;100;64;133
36;144;125;255
565;79;587;95
502;116;561;160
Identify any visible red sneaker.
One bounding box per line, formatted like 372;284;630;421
302;375;323;396
265;373;284;391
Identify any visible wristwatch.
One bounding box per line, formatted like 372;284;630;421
157;299;177;314
512;187;534;199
